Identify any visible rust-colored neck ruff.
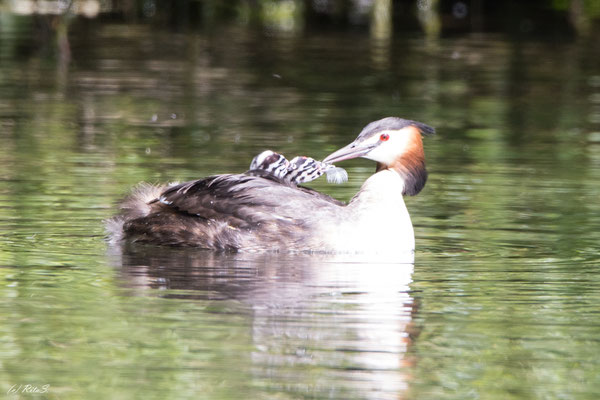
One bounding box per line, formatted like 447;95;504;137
376;132;427;196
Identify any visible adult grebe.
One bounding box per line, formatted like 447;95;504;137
106;117;434;260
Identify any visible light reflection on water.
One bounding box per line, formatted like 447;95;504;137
113;246;416;399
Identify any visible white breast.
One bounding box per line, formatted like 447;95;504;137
320;170;415;263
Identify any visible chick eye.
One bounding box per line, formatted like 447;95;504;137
380;133;390;141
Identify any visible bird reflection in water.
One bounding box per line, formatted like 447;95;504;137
110;244;419;398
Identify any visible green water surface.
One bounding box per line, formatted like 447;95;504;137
1;10;600;400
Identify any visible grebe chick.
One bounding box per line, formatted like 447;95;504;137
107;117;434;261
249;151;348;184
249;150;290;179
288;156;349;184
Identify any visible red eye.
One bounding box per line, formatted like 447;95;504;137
380;133;390;141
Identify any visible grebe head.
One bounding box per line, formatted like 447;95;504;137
323;117;435;195
250;150;290;179
287;156;324;184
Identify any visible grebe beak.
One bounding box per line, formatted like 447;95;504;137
323;140;378;164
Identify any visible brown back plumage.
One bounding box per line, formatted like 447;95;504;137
113;173;345;251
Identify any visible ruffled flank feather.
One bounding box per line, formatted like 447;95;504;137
104;182;177;243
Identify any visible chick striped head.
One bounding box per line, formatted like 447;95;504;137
287;156;325;184
249;150;290;179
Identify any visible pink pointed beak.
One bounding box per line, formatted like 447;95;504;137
323;141;377;164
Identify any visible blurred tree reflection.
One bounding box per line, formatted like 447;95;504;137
2;0;599;38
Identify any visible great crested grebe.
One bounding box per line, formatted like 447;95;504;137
106;117;434;261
